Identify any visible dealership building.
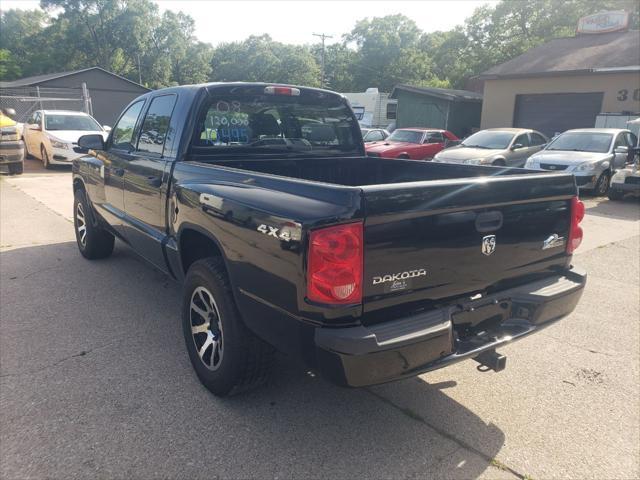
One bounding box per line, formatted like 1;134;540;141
478;11;640;137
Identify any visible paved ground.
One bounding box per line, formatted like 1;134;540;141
1;159;639;479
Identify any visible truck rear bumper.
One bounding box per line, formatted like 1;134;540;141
314;266;586;387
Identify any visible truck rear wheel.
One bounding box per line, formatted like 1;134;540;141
182;258;274;396
607;189;624;201
8;162;23;175
73;189;115;259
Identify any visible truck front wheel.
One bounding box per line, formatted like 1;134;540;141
182;258;274;396
73;190;115;259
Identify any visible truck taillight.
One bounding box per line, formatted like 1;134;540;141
567;196;585;254
307;222;363;305
264;86;301;96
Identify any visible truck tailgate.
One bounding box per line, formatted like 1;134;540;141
361;172;576;316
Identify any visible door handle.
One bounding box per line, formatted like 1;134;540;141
475;211;503;233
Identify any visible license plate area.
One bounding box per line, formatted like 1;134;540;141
452;299;512;335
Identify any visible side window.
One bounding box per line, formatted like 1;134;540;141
530;133;547;146
111;101;145;151
367;130;384;142
27;113;37;124
627;132;638;148
137;94;177;156
425;132;444;143
33;112;41;125
614;134;627;148
514;133;529;148
386;103;397;120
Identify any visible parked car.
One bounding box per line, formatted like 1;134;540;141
361;128;389;143
608;148;640;200
22;110;109;168
365;128;459;160
73;82;586;396
525;128;637;196
0;108;25;175
433;128;548;167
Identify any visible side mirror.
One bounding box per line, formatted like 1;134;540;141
74;134;105;153
614;146;629;154
511;143;523;150
103;125;112;132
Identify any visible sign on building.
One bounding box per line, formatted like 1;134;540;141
577;11;630;34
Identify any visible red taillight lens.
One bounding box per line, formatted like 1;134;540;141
307;223;363;304
567;196;585;254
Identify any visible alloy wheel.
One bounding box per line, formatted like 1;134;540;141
189;286;224;371
76;202;87;247
596;173;609;195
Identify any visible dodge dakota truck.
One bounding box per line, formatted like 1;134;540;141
72;83;586;396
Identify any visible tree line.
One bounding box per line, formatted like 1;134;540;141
1;0;638;92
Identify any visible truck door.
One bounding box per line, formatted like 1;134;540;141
122;94;177;270
98;100;146;230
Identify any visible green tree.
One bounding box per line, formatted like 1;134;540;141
345;14;440;91
211;35;320;86
0;49;22;80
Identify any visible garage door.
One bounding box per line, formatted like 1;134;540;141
513;92;604;137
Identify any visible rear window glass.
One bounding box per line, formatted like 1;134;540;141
193;87;360;156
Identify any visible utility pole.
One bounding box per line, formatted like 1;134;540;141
137;53;142;85
313;33;333;88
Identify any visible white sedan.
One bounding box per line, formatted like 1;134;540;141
22;110;109;168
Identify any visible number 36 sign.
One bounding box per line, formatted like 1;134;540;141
617;89;640;102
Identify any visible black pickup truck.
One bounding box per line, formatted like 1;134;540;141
72;83;586;396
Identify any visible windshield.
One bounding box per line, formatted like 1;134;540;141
461;131;514;149
387;130;423;143
193;87;360;156
45;114;101;131
546;132;613;153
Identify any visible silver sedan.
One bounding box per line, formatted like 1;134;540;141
433;128;548;167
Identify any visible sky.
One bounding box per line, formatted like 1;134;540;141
1;0;496;45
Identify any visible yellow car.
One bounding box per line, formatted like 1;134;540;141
0;109;25;175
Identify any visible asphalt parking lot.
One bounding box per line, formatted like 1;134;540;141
1;159;639;480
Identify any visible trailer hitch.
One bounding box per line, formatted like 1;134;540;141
473;349;506;372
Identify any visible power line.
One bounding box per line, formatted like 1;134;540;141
312;32;333;88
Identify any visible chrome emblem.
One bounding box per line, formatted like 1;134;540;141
542;233;565;250
482;235;496;256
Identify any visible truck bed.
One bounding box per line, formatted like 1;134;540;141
191;155;527;186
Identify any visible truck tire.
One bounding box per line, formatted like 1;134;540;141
182;257;275;396
73;189;115;259
607;189;624;201
8;162;23;175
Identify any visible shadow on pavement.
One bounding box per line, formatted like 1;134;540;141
1;241;506;479
583;196;640;221
0;157;72;177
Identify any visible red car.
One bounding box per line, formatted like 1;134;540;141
365;128;459;160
